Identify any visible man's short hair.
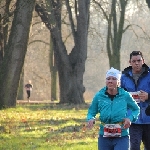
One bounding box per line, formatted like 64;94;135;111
130;51;143;60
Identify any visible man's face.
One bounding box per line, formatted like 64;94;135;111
129;55;144;73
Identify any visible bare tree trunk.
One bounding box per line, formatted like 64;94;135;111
146;0;150;8
0;0;35;108
0;14;4;65
35;0;90;104
3;0;11;51
17;69;24;100
94;0;128;70
107;0;128;70
0;0;12;66
49;36;57;101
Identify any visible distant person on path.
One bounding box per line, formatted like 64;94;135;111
121;51;150;150
87;67;140;150
25;80;33;102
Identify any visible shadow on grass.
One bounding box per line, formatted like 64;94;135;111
0;117;87;134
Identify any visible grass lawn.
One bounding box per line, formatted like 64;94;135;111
0;102;99;150
0;102;144;150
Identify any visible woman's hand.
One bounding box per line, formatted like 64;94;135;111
87;119;95;129
123;118;131;129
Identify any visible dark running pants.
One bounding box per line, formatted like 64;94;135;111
26;90;31;99
98;135;129;150
129;124;150;150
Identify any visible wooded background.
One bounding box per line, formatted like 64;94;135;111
0;0;150;108
24;0;150;100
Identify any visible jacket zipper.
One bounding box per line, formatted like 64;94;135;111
109;100;113;124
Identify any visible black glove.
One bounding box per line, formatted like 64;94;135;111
145;104;150;116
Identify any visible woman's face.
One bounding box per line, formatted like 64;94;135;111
106;76;119;90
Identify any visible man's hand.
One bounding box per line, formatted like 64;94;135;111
139;90;148;102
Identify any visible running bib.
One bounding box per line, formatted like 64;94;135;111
130;91;141;103
103;124;121;137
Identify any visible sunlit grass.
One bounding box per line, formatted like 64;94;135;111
0;102;144;150
0;103;98;150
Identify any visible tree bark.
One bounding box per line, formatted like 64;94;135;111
0;0;12;66
0;0;35;108
0;14;4;65
3;0;12;51
146;0;150;8
17;69;24;100
49;36;58;101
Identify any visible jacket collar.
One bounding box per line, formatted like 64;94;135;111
122;63;149;75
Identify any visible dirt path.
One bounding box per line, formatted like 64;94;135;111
16;100;53;104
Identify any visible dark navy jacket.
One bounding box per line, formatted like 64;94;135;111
121;64;150;124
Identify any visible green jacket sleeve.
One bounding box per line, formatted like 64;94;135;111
87;93;99;121
126;92;140;122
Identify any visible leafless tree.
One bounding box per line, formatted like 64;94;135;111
35;0;90;104
0;0;35;108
